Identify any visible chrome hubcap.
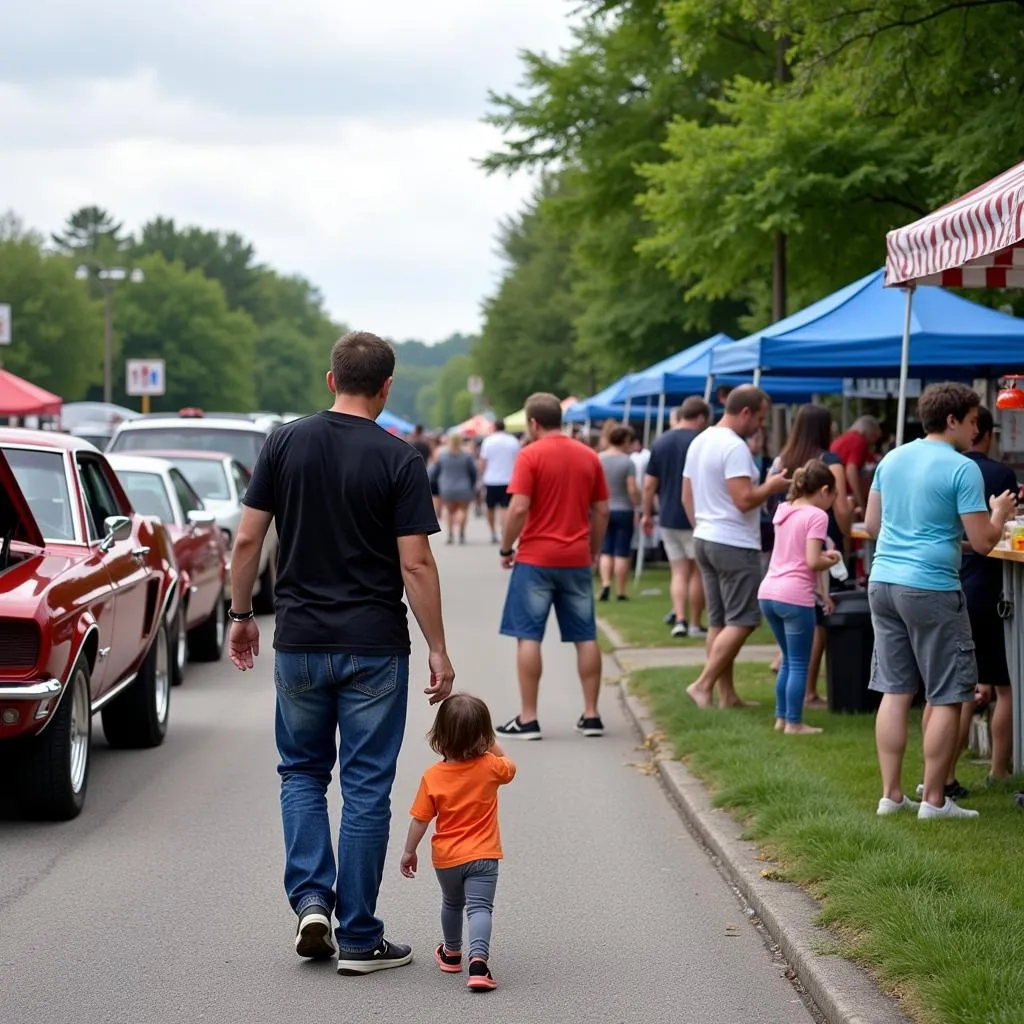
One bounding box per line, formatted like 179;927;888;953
69;669;89;794
154;624;170;724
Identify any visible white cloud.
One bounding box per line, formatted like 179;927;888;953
1;0;577;340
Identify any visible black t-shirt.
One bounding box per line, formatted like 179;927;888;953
960;451;1018;611
244;411;440;653
646;428;699;530
411;439;432;462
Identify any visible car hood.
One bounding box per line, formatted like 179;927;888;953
0;448;45;548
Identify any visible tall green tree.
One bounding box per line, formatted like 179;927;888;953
428;354;475;428
51;206;128;264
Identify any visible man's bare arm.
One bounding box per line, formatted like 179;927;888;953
501;494;530;552
727;473;790;513
590;499;611;560
864;490;882;539
642;474;658;520
231;507;273;611
846;462;865;511
682;477;696;528
398;534;447;654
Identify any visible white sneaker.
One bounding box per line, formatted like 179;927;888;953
877;795;920;816
688;624;708;638
671;623;687;638
918;797;979;820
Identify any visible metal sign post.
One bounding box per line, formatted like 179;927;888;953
0;304;10;367
125;358;166;413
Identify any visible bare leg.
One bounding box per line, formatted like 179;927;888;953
669;559;686;624
876;692;915;802
576;640;601;719
991;686;1013;778
486;505;497;539
598;555;613;590
613;556;630;597
687;562;704;627
949;702;973;784
444;501;456;541
686;625;753;708
805;626;827;704
516;640;543;724
922;703;963;807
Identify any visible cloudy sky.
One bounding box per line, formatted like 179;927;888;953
4;2;575;341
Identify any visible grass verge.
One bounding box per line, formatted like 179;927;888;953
632;662;1024;1024
597;564;775;647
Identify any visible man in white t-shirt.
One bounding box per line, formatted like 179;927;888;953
682;386;790;708
479;419;522;543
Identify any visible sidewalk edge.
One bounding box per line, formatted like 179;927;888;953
618;679;911;1024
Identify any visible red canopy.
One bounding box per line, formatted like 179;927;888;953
885;159;1024;288
0;370;62;416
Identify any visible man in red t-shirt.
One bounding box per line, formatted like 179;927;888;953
495;392;610;741
830;415;881;514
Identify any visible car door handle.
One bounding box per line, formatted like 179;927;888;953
131;546;151;559
99;646;111;659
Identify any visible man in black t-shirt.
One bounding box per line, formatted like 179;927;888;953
409;424;432;462
228;330;454;975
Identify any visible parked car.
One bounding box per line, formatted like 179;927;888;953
129;449;278;614
0;429;179;820
107;454;229;683
67;424;114;450
107;413;272;471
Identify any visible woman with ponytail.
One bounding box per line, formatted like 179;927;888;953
757;460;842;734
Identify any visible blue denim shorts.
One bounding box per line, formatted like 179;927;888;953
500;562;597;643
601;509;635;559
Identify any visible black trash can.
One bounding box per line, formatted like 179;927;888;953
825;588;881;714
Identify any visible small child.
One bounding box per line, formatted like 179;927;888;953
757;459;842;735
401;693;516;991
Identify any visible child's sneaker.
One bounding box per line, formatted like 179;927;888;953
434;943;462;973
467;957;497;991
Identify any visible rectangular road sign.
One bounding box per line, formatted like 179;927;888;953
0;304;10;345
126;358;166;396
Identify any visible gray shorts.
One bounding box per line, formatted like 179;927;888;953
694;538;762;629
661;527;695;562
867;582;976;706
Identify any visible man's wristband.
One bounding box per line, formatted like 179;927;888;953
228;609;255;622
499;547;515;558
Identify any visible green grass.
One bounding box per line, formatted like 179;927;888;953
632;662;1024;1024
597;564;775;647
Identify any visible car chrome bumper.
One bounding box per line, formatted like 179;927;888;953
0;680;62;700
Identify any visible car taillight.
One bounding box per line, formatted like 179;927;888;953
0;621;41;669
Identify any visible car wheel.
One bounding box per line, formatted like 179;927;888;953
101;619;171;749
189;595;226;662
171;604;188;686
252;549;276;615
13;658;92;821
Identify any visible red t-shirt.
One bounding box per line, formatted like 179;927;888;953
830;430;870;469
508;434;609;568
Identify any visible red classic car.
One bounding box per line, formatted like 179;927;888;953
0;429;179;820
107;453;228;683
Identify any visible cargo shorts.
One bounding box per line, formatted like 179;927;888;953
867;582;976;706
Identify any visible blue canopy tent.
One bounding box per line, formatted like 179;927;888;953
376;408;415;434
563;376;646;424
709;268;1024;440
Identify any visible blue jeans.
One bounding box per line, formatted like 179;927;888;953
759;600;816;723
499;562;597;642
274;651;409;953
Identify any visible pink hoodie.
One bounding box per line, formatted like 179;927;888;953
757;503;829;608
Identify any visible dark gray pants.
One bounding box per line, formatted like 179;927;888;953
435;858;499;960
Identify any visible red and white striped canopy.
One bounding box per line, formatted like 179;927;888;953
885;159;1024;288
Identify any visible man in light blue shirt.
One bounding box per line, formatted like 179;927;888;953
865;383;1016;821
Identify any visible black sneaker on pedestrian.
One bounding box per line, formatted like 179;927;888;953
295;904;336;960
337;938;413;975
575;715;604;737
616;594;629;602
496;715;543;741
946;779;970;800
664;609;677;626
598;586;610;602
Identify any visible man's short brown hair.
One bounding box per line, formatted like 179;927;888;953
525;392;563;431
330;331;396;397
917;382;980;434
679;396;711;422
725;385;770;416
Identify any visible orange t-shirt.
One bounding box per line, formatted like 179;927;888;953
508;434;609;569
409;753;517;869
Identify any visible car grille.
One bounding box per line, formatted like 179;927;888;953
0;621;41;669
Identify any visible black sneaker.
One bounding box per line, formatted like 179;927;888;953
598;586;610;602
337;938;413;975
295;904;336;960
616;594;629;602
468;958;497;991
664;610;677;626
496;716;543;741
946;779;970;800
575;715;604;737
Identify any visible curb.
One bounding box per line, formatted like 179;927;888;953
617;675;910;1024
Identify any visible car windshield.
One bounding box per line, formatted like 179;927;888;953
116;471;174;524
73;432;111;451
110;428;264;470
169;458;231;501
1;447;76;541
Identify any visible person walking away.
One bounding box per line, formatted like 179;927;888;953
758;460;842;735
768;404;854;706
865;383;1015;820
495;392;610;740
437;433;478;545
830;415;882;517
682;386;791;709
401;694;516;992
598;425;640;602
409;424;432;462
748;427;774;576
227;330;456;973
478;419;521;545
641;396;710;638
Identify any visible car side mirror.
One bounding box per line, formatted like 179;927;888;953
100;515;132;552
187;509;217;529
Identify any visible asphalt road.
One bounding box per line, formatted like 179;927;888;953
0;519;815;1024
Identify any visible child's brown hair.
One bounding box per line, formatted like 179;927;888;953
786;458;836;502
428;693;495;762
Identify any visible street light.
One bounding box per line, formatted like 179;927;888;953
75;263;145;404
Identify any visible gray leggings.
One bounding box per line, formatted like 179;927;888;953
435;858;499;960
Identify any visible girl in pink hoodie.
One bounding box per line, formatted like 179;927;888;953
758;460;842;734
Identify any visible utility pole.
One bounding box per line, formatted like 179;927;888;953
75;264;144;404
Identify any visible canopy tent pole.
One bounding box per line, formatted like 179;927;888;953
622;397;632;424
753;367;762;387
642;397;652;447
895;286;915;446
655;392;666;439
841;391;850;430
703;373;715;403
